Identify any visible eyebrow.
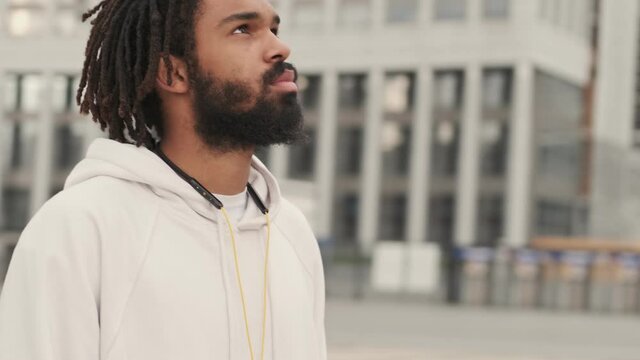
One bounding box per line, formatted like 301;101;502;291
218;12;281;27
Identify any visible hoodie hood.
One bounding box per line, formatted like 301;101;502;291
65;138;282;225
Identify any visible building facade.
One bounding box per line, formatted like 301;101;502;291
273;0;595;254
0;0;600;287
590;0;640;240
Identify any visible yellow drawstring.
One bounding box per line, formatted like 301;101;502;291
221;208;271;360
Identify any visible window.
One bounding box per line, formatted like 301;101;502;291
3;120;38;172
1;188;30;231
52;75;85;171
381;72;415;178
378;193;407;240
6;0;46;37
54;0;84;36
480;68;512;177
335;74;367;175
482;69;512;109
333;193;359;242
536;142;582;182
336;127;363;175
536;200;573;236
479;120;508;176
338;74;368;110
532;70;586;238
52;74;78;114
298;75;322;112
476;195;503;247
431;70;464;177
434;71;463;110
287;128;317;180
383;72;415;114
533;70;584;188
338;0;371;28
434;0;466;20
53;121;85;170
386;0;418;24
381;124;411;176
484;0;509;19
4;73;43;113
428;195;455;244
2;74;42;173
431;119;460;176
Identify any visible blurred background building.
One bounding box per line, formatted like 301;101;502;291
1;0;639;314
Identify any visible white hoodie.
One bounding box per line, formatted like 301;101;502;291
0;138;327;360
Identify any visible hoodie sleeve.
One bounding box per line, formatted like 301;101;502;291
312;240;328;360
0;198;101;360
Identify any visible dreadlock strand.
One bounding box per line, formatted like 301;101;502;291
116;7;138;118
133;108;150;147
77;7;109;108
133;0;150;96
82;0;107;22
161;0;176;86
137;0;163;99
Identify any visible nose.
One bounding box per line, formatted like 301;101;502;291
264;33;291;63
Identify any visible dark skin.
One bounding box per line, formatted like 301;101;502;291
155;0;294;195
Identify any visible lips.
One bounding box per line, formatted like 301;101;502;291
273;69;296;84
270;69;298;92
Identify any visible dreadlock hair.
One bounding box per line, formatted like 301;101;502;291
77;0;202;149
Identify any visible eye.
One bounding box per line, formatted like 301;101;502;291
232;24;250;35
271;27;279;37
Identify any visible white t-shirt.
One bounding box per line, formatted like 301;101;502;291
214;189;249;223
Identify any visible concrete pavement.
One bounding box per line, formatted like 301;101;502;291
326;298;640;360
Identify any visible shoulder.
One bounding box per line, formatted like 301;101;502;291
49;175;161;223
273;197;321;276
19;176;161;255
276;198;315;236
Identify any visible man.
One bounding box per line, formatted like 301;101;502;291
0;0;327;359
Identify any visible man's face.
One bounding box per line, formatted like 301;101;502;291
188;0;304;151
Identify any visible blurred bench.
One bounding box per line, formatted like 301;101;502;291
531;236;640;254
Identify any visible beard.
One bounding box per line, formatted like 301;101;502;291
190;61;306;152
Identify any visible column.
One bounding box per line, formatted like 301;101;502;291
420;0;433;26
30;71;55;215
315;69;338;239
325;0;338;31
358;68;383;255
269;146;288;180
371;0;385;30
454;64;481;247
505;62;534;247
406;67;433;245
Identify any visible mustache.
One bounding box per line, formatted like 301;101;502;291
263;62;298;85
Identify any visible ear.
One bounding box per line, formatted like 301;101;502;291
156;54;189;94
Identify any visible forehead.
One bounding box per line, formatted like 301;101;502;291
198;0;277;23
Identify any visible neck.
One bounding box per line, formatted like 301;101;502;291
160;135;255;196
